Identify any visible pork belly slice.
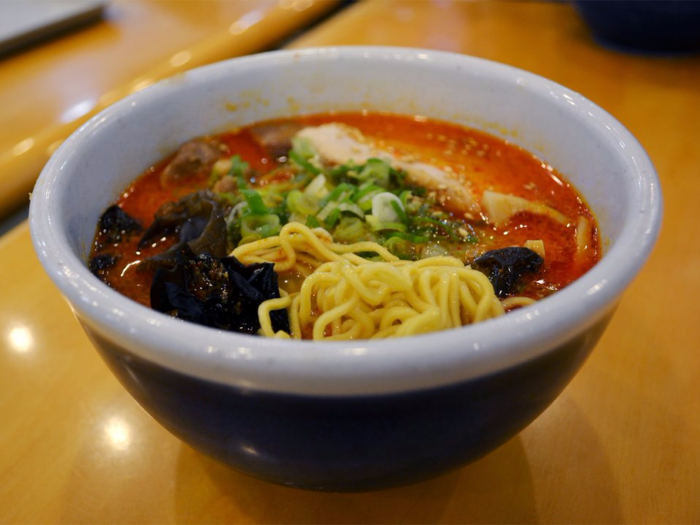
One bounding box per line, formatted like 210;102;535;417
295;123;480;216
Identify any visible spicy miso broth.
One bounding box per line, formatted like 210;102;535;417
89;112;600;340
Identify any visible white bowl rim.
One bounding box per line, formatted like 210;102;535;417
29;46;663;396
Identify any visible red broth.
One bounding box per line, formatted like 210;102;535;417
90;112;599;313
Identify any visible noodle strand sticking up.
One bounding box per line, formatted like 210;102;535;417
233;223;505;340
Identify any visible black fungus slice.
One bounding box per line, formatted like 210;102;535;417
88;253;118;278
222;257;290;334
97;205;142;245
472;247;544;298
138;191;229;263
150;247;289;335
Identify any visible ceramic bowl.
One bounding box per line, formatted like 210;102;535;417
29;47;662;491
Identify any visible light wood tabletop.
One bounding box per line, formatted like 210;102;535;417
0;0;340;219
2;1;699;523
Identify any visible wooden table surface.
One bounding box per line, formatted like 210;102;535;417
2;1;699;523
0;0;340;220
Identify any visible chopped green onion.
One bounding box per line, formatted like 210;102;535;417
328;161;359;183
304;174;328;198
390;199;409;224
289;150;321;175
317;201;339;222
366;215;407;233
240;214;281;238
384;231;430;243
355;186;384;212
382;236;415;260
291;136;316;159
317;201;364;222
287;189;320;216
228;155;250;189
399;190;412;207
412;216;460;241
353;182;383;201
333;217;367;243
338;201;364;218
324;207;342;229
358;158;391;187
306;215;321;228
371;192;404;223
321;182;355;206
238;234;262;245
240;189;269;215
227;201;248;223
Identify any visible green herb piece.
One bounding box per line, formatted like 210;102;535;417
240;189;270;215
384;231;430;243
289;150;321;175
358;158;391;187
390;200;409;224
291;136;316;160
321;183;355;206
366;215;407;233
317;201;364;222
333;217;368;243
303;174;328;199
228;155;250;189
306;215;321;228
324;207;342;229
382;236;416;260
411;216;460;242
287;189;320;216
240;214;281;238
289;137;321;175
371;192;404;223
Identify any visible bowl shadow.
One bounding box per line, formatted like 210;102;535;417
171;390;623;524
172;435;538;524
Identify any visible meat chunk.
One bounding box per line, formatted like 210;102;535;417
249;122;303;160
295;123;480;216
160;138;224;186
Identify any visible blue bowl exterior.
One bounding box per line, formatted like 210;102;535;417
80;314;612;491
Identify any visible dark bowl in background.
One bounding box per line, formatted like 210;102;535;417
573;0;700;54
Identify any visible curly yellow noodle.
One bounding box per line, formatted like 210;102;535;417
232;222;398;273
315;298;358;340
394;307;442;337
500;296;537;310
448;273;461;328
379;306;419;330
258;294;292;338
240;222;521;340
